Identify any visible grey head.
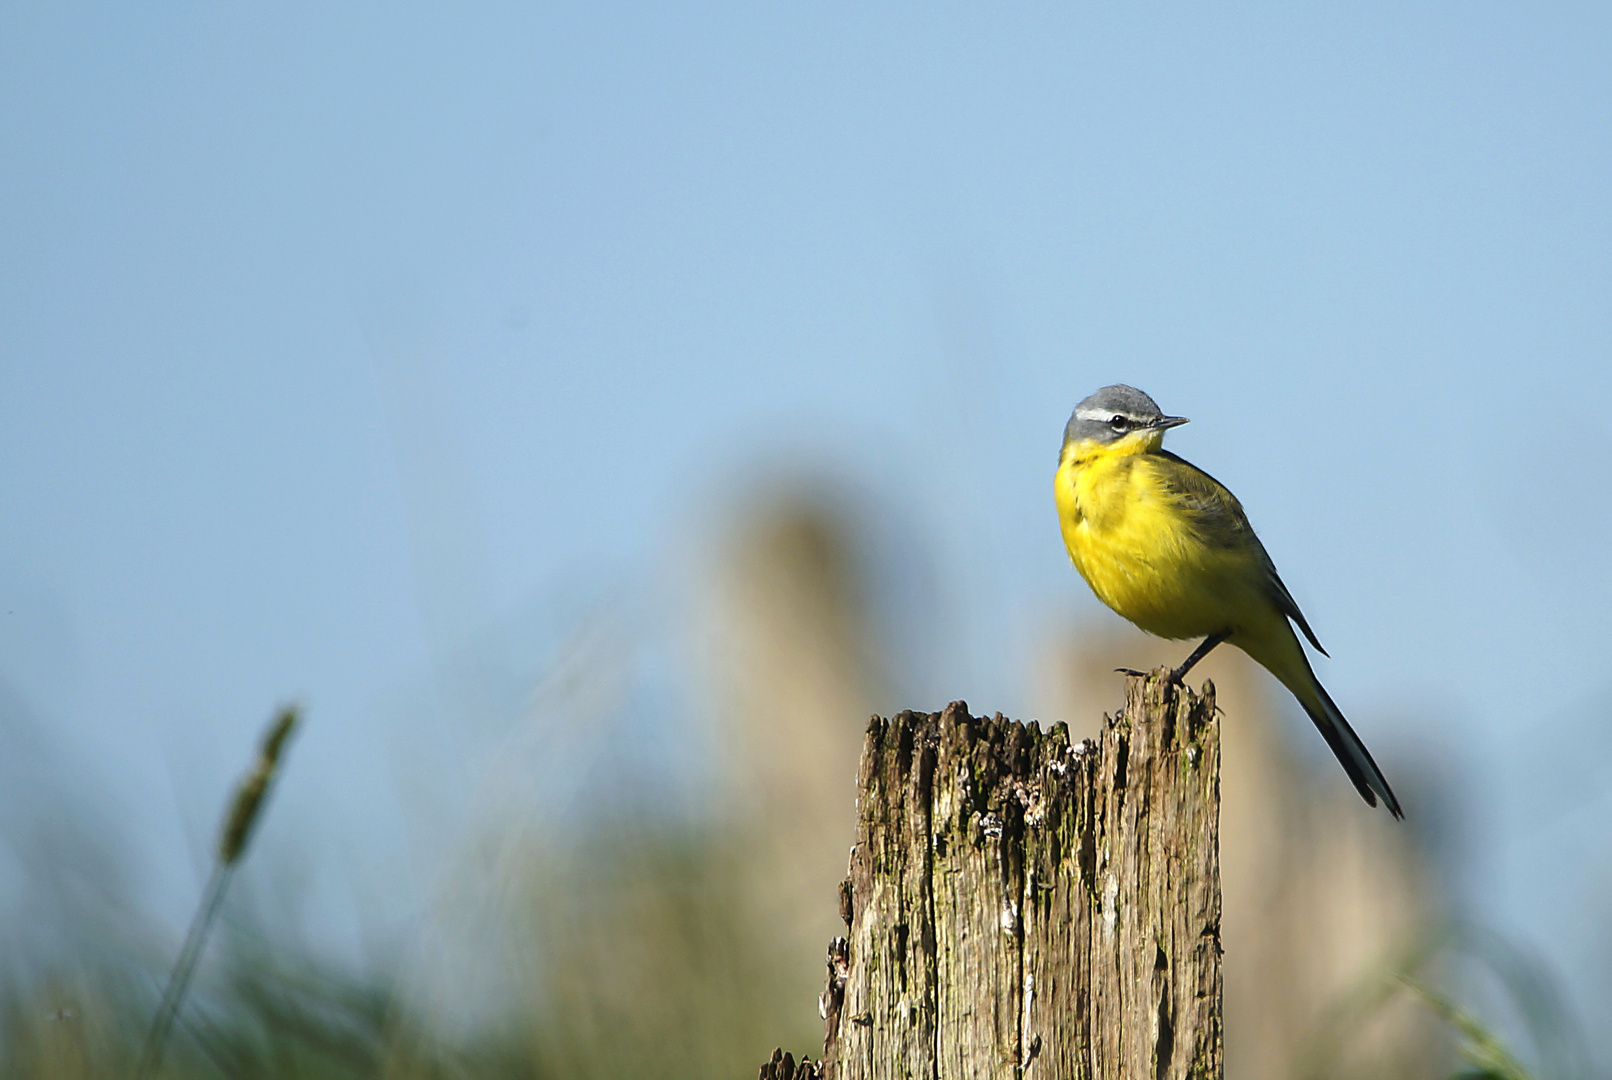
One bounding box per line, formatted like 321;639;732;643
1062;384;1189;447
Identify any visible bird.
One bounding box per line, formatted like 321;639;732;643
1054;384;1402;817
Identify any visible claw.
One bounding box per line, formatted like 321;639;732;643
1116;665;1191;688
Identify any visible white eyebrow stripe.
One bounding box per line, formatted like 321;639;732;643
1075;407;1145;423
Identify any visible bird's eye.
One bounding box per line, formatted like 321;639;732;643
1109;415;1127;430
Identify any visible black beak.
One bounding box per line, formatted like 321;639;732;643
1152;416;1189;430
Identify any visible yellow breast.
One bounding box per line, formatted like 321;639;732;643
1054;440;1263;640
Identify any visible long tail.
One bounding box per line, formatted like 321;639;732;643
1299;674;1403;819
1236;623;1404;819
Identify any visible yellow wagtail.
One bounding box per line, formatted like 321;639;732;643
1055;384;1402;817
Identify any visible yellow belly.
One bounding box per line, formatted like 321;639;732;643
1054;452;1265;640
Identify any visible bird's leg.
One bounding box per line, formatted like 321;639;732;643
1168;629;1231;684
1113;629;1233;682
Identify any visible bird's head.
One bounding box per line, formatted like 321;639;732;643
1061;384;1188;460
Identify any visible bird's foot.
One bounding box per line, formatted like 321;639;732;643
1116;665;1191;688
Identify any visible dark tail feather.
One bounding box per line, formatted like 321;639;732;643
1301;679;1403;819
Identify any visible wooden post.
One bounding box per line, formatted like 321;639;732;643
762;670;1222;1080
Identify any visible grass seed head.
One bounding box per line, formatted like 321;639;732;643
217;704;300;865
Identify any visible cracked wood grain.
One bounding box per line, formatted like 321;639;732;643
779;669;1221;1080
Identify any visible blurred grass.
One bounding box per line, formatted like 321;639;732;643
0;491;1600;1079
134;707;301;1080
3;748;1580;1080
0;813;821;1079
0;772;1591;1080
0;492;859;1079
1396;975;1537;1080
1297;922;1591;1080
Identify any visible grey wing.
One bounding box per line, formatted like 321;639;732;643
1155;451;1328;656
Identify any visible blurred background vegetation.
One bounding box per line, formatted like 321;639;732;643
0;483;1599;1077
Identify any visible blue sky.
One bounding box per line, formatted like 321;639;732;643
2;0;1610;1039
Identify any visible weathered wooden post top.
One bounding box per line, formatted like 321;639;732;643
762;669;1222;1080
